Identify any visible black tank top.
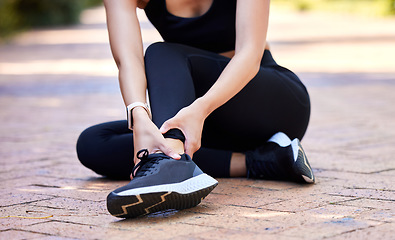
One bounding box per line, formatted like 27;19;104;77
144;0;237;53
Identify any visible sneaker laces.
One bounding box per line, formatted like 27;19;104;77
132;149;167;178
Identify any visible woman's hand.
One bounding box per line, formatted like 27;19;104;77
159;100;207;157
132;108;181;163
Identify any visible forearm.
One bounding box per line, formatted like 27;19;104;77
118;60;147;105
104;0;147;106
105;0;184;161
193;0;270;118
195;51;262;117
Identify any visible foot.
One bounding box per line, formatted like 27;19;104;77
106;149;218;218
245;132;315;183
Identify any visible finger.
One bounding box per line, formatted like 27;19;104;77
159;121;172;134
150;147;161;154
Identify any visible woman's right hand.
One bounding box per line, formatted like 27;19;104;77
132;108;181;166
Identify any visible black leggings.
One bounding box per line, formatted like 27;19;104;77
77;42;310;179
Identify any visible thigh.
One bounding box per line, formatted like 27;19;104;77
145;43;311;152
198;52;311;152
144;42;230;127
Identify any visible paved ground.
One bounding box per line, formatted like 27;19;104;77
1;6;395;240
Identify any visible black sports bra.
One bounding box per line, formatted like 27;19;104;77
144;0;237;53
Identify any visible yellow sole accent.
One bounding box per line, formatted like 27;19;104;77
114;194;144;217
144;192;171;214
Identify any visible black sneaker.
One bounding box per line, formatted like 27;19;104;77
107;149;218;218
246;132;315;183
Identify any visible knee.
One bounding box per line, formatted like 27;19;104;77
76;126;98;170
145;42;181;62
76;123;115;175
77;125;113;177
76;122;133;179
145;42;171;57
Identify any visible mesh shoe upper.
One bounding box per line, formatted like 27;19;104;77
246;142;295;180
112;151;204;194
246;138;315;183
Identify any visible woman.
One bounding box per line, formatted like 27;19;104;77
77;0;315;218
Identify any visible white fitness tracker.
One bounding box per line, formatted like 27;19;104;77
126;102;151;130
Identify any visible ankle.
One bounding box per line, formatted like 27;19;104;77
230;152;247;177
165;138;185;154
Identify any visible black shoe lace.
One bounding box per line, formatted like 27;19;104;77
132;149;167;178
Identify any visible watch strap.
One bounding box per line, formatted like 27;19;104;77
126;102;151;130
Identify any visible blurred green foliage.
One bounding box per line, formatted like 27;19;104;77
0;0;103;38
272;0;395;16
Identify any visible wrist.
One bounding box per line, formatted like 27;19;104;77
193;97;214;118
127;102;151;130
133;107;151;122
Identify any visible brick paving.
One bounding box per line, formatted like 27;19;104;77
1;6;395;240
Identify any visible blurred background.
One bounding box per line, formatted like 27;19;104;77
0;0;394;172
0;0;394;155
0;1;395;238
0;0;102;39
273;0;395;16
1;0;394;39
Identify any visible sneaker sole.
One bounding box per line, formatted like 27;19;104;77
292;139;315;184
107;174;218;218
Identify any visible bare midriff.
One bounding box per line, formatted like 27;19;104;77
138;0;270;59
220;50;235;58
219;42;270;58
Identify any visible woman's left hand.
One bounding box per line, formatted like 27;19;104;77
159;100;207;157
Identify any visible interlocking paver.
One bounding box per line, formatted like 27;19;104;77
23;220;217;240
322;222;395;240
339;198;395;210
0;230;51;240
355;209;395;223
1;5;395;240
179;213;288;234
261;195;356;212
327;188;395;201
278;218;381;239
170;229;295;240
15;185;109;202
0;192;54;208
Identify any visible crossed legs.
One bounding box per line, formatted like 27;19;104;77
77;42;310;179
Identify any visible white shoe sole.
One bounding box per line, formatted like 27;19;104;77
107;174;218;218
116;173;218;196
